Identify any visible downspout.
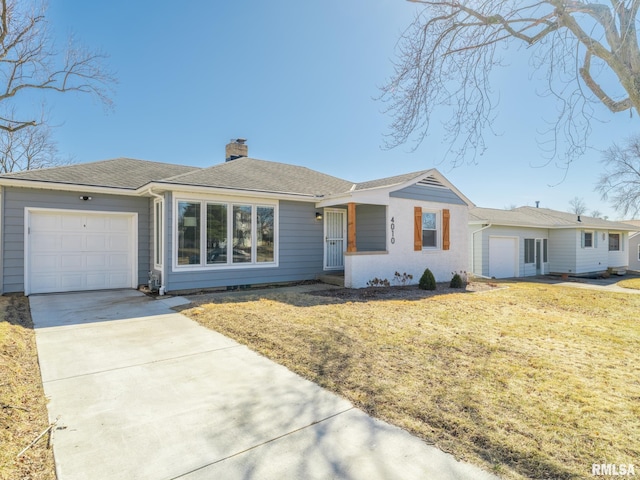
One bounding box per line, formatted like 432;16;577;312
146;188;166;295
470;223;492;278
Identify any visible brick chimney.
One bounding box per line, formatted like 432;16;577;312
225;138;248;162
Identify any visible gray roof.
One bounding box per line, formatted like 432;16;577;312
470;206;638;231
158;157;354;196
354;170;431;191
0;158;199;190
0;156;465;200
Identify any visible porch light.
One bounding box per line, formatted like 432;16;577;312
315;212;323;221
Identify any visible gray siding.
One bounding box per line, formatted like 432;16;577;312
165;199;324;292
390;184;466;205
2;187;151;294
355;204;386;251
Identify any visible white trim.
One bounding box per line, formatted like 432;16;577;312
153;198;164;270
172;196;279;272
24;207;138;296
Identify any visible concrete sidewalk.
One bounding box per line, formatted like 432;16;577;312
30;290;498;480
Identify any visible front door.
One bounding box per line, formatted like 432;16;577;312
324;209;346;270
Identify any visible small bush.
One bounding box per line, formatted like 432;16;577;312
419;268;436;290
450;273;464;288
367;277;390;287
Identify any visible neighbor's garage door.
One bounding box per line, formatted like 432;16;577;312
489;236;518;278
27;210;136;295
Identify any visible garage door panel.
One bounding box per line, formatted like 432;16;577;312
28;211;136;294
61;216;84;230
86;235;107;250
61;234;83;251
109;254;129;268
60;254;83;269
108;217;130;231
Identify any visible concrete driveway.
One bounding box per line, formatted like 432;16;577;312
30;290;498;480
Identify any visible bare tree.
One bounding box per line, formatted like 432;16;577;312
0;0;114;169
590;209;603;218
0;121;72;173
380;1;640;165
568;196;588;215
596;135;640;217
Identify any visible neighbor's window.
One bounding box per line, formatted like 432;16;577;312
178;201;201;265
422;212;438;248
583;231;593;248
609;233;620;251
524;238;535;264
176;200;276;268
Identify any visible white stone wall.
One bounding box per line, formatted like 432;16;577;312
345;198;469;288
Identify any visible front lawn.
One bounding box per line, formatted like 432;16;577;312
617;277;640;290
0;296;56;480
182;282;640;480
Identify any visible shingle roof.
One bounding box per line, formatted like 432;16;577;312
157;157;354;197
470;206;638;231
0;158;200;190
353;170;431;191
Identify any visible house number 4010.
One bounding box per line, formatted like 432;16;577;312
390;217;395;244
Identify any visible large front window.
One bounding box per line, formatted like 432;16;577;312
176;199;276;268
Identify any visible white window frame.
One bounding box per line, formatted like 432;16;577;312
421;209;440;250
582;230;594;248
173;196;278;271
153;198;163;269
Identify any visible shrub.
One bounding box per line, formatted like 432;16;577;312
450;273;464;288
419;268;436;290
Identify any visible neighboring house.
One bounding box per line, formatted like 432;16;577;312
625;220;640;272
0;140;473;295
469;206;638;278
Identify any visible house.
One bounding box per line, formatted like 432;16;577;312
0;140;473;295
469;206;638;279
625;220;640;272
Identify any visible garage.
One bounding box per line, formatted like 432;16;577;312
489;236;518;278
26;210;137;295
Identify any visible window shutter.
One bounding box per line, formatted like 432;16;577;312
442;209;450;250
581;231;585;248
414;207;422;251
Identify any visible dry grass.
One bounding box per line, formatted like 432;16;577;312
0;296;56;480
617;277;640;290
182;282;640;480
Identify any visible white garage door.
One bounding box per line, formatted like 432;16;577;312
489;237;518;278
27;210;136;295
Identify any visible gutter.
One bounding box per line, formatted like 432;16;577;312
146;188;167;295
470;223;492;277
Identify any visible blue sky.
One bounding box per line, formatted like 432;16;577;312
44;1;638;219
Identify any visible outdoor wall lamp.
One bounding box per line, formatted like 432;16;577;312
315;211;323;221
79;195;92;201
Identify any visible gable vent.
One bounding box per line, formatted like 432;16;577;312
417;175;446;188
